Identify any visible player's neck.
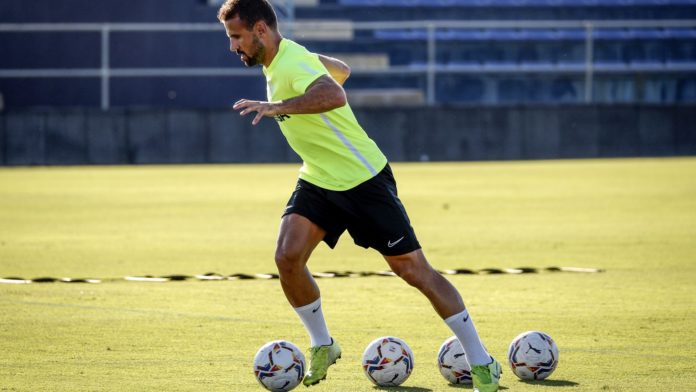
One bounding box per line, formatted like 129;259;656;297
262;33;283;68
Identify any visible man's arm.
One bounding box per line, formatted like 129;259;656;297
317;54;351;86
233;75;347;125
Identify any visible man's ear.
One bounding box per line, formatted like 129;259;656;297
254;21;268;37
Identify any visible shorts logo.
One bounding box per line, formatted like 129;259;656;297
387;236;405;248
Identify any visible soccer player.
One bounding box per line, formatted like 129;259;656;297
218;1;501;390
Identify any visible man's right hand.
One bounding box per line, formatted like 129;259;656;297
233;99;280;125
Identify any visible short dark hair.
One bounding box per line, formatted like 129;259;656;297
217;0;278;30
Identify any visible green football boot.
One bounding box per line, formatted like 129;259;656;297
471;357;502;392
303;339;342;386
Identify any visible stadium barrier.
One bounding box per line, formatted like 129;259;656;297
1;105;694;165
1;20;695;108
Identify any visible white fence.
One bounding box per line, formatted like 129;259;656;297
1;19;695;108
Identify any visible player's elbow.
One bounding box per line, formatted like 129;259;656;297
324;87;347;110
309;76;348;110
331;89;347;108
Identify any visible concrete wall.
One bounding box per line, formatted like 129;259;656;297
1;106;695;166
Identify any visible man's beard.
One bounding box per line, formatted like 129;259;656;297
239;35;265;67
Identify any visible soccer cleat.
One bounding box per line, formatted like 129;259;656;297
471;357;502;392
303;339;342;386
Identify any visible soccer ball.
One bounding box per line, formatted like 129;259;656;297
362;336;414;387
437;336;472;385
507;331;559;380
253;340;305;392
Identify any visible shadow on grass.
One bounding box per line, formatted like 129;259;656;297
368;379;577;391
519;379;579;387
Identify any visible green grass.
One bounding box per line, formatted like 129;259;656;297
1;158;695;391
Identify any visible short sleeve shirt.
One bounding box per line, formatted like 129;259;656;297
262;39;387;191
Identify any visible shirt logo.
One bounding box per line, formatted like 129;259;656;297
387;236;405;248
274;114;291;122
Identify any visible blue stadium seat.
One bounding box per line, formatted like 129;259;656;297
0;78;100;107
374;28;696;42
497;79;531;102
676;78;696;101
111;77;266;108
338;0;696;6
0;32;101;69
373;29;428;40
665;27;696;38
2;0;695;106
666;41;696;62
550;78;579;102
594;42;624;62
436;76;486;102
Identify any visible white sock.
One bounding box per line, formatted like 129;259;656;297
444;309;492;366
294;298;332;347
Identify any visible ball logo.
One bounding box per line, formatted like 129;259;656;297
507;331;559;381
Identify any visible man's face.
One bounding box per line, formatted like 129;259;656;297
224;16;265;67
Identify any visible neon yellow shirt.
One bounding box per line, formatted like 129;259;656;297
262;39;387;191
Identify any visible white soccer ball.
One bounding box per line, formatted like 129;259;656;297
253;340;305;392
362;336;414;387
507;331;559;380
437;336;472;385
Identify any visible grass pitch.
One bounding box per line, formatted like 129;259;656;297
1;158;695;391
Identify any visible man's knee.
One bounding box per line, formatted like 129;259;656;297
390;257;432;289
274;244;307;275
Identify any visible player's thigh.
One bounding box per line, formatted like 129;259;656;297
342;166;420;256
283;179;347;249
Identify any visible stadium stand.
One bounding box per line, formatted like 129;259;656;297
0;0;694;107
305;0;696;20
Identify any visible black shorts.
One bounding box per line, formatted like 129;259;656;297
282;164;421;256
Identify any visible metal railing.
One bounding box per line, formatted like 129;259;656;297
356;19;696;104
1;19;695;109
